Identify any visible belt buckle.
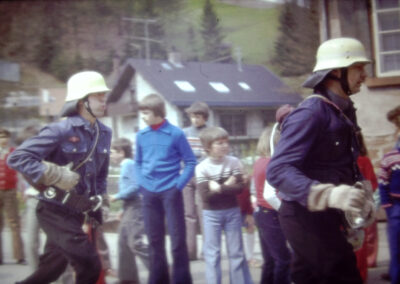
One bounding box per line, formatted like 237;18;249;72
44;187;57;199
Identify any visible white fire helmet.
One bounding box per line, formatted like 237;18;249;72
60;71;110;117
303;37;370;89
313;37;370;72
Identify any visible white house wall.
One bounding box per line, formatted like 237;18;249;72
353;85;399;137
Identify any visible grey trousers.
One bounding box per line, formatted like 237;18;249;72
25;197;40;272
182;177;203;260
118;198;149;282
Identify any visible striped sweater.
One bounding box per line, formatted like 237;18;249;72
378;145;400;208
196;155;244;210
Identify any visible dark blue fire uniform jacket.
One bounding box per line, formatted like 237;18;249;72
7;115;112;205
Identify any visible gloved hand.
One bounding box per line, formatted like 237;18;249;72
308;183;366;214
41;161;80;191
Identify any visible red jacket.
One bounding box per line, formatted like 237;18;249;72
237;185;253;215
0;147;18;190
253;157;274;209
357;155;378;191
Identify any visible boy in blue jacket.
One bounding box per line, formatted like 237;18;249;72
135;94;196;284
110;138;149;284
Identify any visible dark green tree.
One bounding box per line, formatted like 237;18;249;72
273;0;319;76
34;2;62;73
186;26;199;61
200;0;232;62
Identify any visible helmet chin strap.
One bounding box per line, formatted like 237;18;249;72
339;68;351;96
84;97;97;118
326;68;351;96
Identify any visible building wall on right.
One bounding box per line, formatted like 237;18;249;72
322;0;400;171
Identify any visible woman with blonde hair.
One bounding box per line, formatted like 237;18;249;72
252;105;293;284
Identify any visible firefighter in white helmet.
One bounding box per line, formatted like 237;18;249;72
267;38;374;284
8;71;112;284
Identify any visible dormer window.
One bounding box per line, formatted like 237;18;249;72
161;63;172;70
209;82;230;93
238;82;251;91
174;80;196;92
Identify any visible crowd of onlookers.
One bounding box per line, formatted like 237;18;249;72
1;100;399;284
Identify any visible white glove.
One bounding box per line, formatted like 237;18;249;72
263;180;281;211
308;183;366;214
41;161;80;191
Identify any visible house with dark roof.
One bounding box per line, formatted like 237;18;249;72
104;56;302;157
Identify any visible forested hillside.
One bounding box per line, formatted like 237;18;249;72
0;0;280;80
0;0;318;125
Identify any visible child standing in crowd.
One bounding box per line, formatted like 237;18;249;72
196;126;253;284
0;128;25;265
135;94;196;284
253;106;292;284
110;138;149;284
15;125;41;272
378;105;400;284
182;101;210;260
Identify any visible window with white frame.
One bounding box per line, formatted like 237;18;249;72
372;0;400;77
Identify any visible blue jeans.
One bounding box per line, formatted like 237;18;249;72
254;207;291;284
203;207;253;284
141;187;192;284
386;204;400;284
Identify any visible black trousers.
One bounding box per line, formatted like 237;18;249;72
279;200;363;284
17;201;101;284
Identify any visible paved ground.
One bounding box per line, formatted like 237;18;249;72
0;221;392;284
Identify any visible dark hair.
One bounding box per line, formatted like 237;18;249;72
185;101;210;120
199;126;229;153
0;128;11;138
138;94;166;118
387;105;400;123
112;138;133;158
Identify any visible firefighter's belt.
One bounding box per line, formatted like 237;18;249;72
42;187;102;213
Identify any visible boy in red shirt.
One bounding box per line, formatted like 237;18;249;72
0;128;25;264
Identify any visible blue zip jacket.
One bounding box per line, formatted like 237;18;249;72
114;158;139;200
7;115;112;205
267;91;361;206
135;120;196;192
